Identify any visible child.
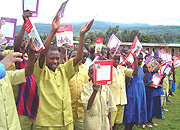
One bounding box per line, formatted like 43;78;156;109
11;10;39;130
123;53;147;130
81;64;117;130
33;14;94;129
108;48;138;130
0;39;36;130
144;65;163;127
68;49;89;130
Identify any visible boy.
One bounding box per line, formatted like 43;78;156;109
0;39;36;130
81;64;117;130
34;14;94;129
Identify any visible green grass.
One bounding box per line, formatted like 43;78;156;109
115;67;180;130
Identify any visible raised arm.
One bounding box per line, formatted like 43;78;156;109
87;83;100;110
73;19;94;66
14;10;32;53
39;14;60;68
25;38;36;76
132;53;138;75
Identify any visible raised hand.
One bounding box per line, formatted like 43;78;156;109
109;47;116;59
22;10;32;23
52;14;60;32
0;52;23;69
93;83;101;92
80;19;94;35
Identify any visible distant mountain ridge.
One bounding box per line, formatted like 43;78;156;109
16;21;180;36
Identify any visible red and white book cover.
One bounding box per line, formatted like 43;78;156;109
167;53;172;63
131;36;143;57
124;51;134;68
23;18;44;53
117;50;125;65
56;24;73;48
95;38;104;55
173;56;180;68
150;74;162;88
94;60;113;85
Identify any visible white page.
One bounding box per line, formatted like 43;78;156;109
96;65;111;81
152;76;160;86
24;0;37;11
1;22;14;38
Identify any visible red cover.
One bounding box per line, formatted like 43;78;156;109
94;60;113;85
150;74;162;88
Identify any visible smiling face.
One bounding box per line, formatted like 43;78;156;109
113;54;120;68
46;50;60;71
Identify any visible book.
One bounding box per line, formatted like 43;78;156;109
23;0;39;17
107;34;121;54
56;24;73;48
167;53;172;63
57;0;69;19
131;36;143;57
144;55;160;72
0;17;17;43
124;51;134;68
95;38;104;55
23;18;44;53
118;50;125;65
160;63;172;76
94;60;113;85
150;74;162;88
158;49;168;61
173;56;180;68
0;30;7;45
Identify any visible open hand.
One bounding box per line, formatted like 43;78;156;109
93;83;101;92
52;14;60;32
80;19;94;34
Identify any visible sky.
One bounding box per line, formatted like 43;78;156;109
0;0;180;25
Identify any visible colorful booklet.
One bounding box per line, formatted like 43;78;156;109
23;18;44;53
124;51;134;68
23;0;39;17
144;55;160;72
0;30;7;45
0;17;17;43
56;24;73;48
160;63;172;76
95;38;104;55
158;49;167;61
131;36;143;57
94;60;113;85
57;0;69;19
173;56;180;68
167;53;172;63
150;74;162;88
107;34;121;54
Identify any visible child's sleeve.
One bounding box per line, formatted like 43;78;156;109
124;67;133;78
34;58;44;85
7;69;26;86
64;58;79;81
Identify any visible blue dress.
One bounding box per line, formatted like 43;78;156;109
145;73;163;120
123;66;147;124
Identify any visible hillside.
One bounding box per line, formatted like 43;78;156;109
16;21;180;36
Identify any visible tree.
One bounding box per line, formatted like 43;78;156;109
140;34;152;43
120;29;131;42
130;30;141;42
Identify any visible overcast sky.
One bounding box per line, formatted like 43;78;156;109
0;0;180;25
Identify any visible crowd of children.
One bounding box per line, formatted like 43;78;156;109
0;10;178;130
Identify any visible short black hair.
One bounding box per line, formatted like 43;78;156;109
49;45;58;51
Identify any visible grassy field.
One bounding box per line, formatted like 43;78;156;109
116;67;180;130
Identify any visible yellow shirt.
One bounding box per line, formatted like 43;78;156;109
34;58;79;127
0;69;26;130
69;66;88;118
81;81;117;130
109;65;133;105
